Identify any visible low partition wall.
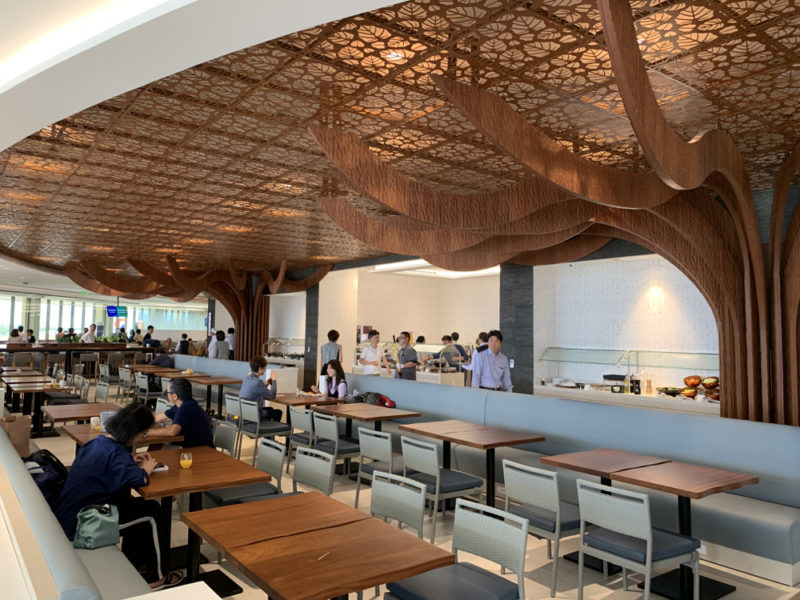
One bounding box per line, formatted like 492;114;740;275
346;373;800;585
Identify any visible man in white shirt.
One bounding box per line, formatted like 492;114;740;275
359;330;391;375
207;329;217;358
80;324;96;344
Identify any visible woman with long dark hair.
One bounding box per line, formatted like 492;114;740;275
312;358;347;398
56;404;182;588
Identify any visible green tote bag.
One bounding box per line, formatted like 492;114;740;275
73;504;120;549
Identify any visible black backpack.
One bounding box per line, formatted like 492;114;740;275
25;449;69;511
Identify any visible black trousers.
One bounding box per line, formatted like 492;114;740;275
117;496;164;583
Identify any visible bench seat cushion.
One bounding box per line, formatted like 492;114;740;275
242;420;290;436
585;527;699;564
315;437;360;455
76;547;150;600
387;562;518;600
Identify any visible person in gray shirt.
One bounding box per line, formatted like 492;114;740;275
395;331;419;381
319;329;342;374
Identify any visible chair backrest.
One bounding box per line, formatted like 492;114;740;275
133;352;145;364
312;412;339;444
98;363;110;381
118;367;132;385
256;438;286;493
502;459;560;514
576;479;652;543
240;398;261;424
81;378;91;401
214;420;238;456
370;470;427;538
74;374;85;391
155;397;171;415
160;377;172;391
452;499;529;599
80;352;98;362
47;353;65;365
289;407;313;434
400;435;440;478
12;352;32;366
358;427;393;464
94;382;110;403
225;394;241;420
293;447;335;495
134;372;149;392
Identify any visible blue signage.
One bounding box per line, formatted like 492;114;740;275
106;306;117;317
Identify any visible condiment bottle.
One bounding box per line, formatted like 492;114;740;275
623;375;630;394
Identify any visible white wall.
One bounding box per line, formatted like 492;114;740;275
534;255;719;388
268;293;306;339
213;301;233;338
319;268;359;373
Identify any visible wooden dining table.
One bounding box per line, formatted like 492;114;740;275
313;403;421;434
399;419;545;507
61;423;184;455
190;376;241;415
269;393;341;427
611;460;758;600
138;445;271;597
181;491;454;600
4;378;76;437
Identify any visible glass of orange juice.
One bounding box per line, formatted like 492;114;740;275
180;451;193;469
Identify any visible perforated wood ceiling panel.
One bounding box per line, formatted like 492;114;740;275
0;0;797;272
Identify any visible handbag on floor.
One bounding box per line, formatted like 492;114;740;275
73;504;120;549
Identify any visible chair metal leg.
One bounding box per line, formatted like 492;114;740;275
693;559;700;600
577;549;584;600
429;494;438;543
602;559;609;581
285;440;293;473
622;566;628;591
354;468;363;509
547;539;552;560
550;537;559;598
643;571;651;600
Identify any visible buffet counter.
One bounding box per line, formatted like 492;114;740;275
533;385;720;416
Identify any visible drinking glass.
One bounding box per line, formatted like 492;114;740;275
180;451;193;469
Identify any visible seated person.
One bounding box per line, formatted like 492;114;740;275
310;359;347;398
240;356;282;421
55;404;182;588
149;378;213;448
149;347;174;368
177;333;190;355
208;330;229;359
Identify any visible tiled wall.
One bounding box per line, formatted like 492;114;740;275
534;255;719;389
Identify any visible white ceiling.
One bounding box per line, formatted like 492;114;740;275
0;0;399;150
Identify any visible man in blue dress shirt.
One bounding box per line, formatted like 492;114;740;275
470;329;512;392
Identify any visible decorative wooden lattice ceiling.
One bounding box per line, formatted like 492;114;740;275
0;0;797;275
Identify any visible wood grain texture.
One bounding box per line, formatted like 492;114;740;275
313;404;421;422
432;74;675;209
309;126;572;228
610;461;759;500
773;142;800;425
510;234;612;266
42;402;120;422
540;448;671;480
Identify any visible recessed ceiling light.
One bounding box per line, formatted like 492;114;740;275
0;224;21;230
87;245;113;251
186;238;212;244
220;225;255;233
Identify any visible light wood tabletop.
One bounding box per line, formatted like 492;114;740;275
610;460;759;499
43;402;120;422
2;376;55;385
314;403;421;422
540;448;671;482
182;492;454;600
398;419;489;438
191;376;241;385
138;446;270;499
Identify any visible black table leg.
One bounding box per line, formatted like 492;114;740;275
188;490;243;596
374;421;382;432
205;386;212;413
641;496;735;600
217;385;224;416
442;441;451;469
345;418;353;438
32;392;58;438
159;497;172;576
485;448;496;507
22;391;32;415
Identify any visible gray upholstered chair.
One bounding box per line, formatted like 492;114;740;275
502;459;580;597
401;435;483;543
239;398;291;465
93;381;110;403
134;372;159;407
293;446;335;496
154;397;171;416
117;367;134;402
355;427;405;509
576;479;700;600
285;407;314;473
385;499;529;600
311;411;359;481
